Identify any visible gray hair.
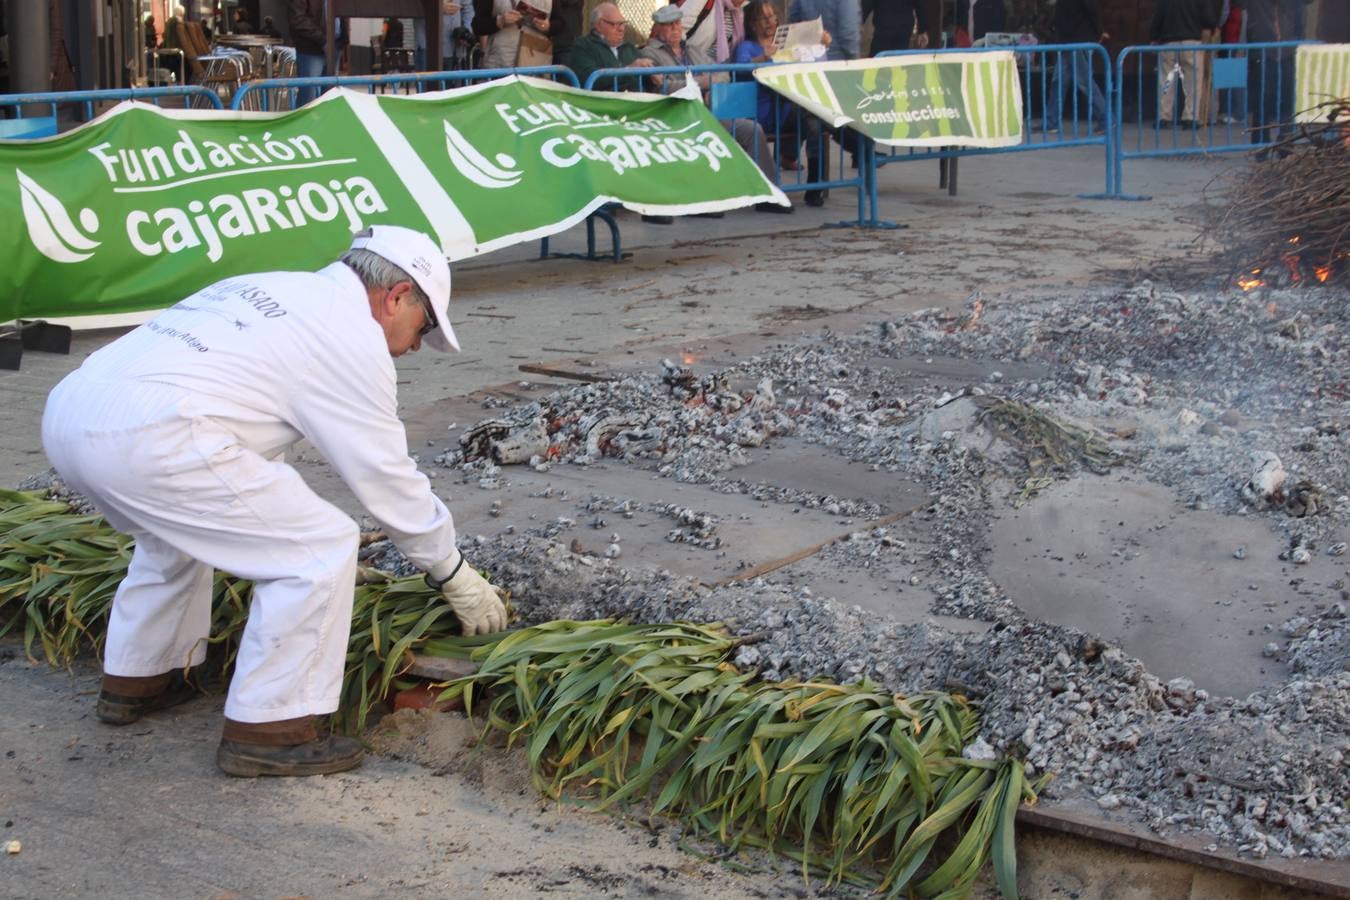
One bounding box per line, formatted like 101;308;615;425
340;235;430;310
590;3;619;27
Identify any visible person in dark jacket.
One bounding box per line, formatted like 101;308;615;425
1045;0;1109;132
550;0;585;67
288;0;328;105
1151;0;1220;125
1244;0;1311;145
955;0;1007;46
862;0;928;55
568;2;656;89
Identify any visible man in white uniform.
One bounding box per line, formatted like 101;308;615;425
41;226;506;777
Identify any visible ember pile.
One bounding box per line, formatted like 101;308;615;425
1207;102;1350;288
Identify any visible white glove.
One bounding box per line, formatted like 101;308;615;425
427;552;507;636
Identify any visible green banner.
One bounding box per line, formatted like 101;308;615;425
1296;44;1350;123
754;53;1023;148
1;76;784;322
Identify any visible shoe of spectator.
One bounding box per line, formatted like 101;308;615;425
1177;118;1197;128
779;157;802;171
754;201;793;214
804;190;827;208
692;211;725;218
641;215;674;224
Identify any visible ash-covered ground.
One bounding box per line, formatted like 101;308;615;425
24;280;1348;864
370;279;1348;863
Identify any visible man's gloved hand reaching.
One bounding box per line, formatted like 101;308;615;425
426;552;508;635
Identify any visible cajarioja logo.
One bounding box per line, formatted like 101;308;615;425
17;169;101;263
444;121;522;189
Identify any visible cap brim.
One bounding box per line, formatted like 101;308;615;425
425;307;460;352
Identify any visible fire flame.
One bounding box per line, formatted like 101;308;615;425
1314;265;1331;283
1287;234;1301;244
681;351;697;365
1237;268;1265;291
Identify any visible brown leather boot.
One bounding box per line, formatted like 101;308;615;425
97;669;199;725
217;715;364;777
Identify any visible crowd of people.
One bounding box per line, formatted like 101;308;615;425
137;0;1320;173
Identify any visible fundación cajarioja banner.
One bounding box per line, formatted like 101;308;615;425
1;76;785;322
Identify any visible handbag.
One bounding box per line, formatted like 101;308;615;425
515;24;553;67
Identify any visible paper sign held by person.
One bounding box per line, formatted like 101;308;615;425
771;17;827;62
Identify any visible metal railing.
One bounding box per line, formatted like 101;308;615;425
585;62;868;224
874;43;1115;198
229;66;581;111
1113;40;1318;197
0;86;224;139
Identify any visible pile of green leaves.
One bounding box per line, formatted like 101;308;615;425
0;488;450;731
426;620;1037;898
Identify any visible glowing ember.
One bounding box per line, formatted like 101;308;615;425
1315;265;1331;283
1237;275;1265;291
956;298;984;332
681;351;697;365
1287;234;1301;244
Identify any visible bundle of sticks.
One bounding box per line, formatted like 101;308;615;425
1207;101;1350;286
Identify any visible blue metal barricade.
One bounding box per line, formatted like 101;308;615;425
0;86;224;138
1113;40;1318;198
230;66;581;111
584;63;868;225
874;44;1115;199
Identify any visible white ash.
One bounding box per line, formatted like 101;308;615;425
878;280;1350;545
14;471;99;515
1282;603;1350;678
580;494;724;549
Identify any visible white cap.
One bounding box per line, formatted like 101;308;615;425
349;225;459;352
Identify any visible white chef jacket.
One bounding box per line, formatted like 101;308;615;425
71;261;456;569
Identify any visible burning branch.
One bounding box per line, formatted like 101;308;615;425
1206;101;1350;288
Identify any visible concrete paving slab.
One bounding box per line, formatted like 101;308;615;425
988;472;1342;698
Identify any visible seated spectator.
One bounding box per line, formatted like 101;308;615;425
260;15;283;38
670;0;746;62
569;2;656;90
733;0;830;205
639;4;790;213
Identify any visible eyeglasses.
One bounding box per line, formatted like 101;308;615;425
415;294;438;337
600;17;626;26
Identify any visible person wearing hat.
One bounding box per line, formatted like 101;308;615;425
640;4;786;213
40;226;507;778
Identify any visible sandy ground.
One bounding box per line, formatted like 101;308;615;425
6;144;1341;897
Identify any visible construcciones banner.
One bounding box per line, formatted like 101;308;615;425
753;52;1023;148
1295;44;1350;123
1;75;786;322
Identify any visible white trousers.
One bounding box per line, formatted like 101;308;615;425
42;377;358;723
